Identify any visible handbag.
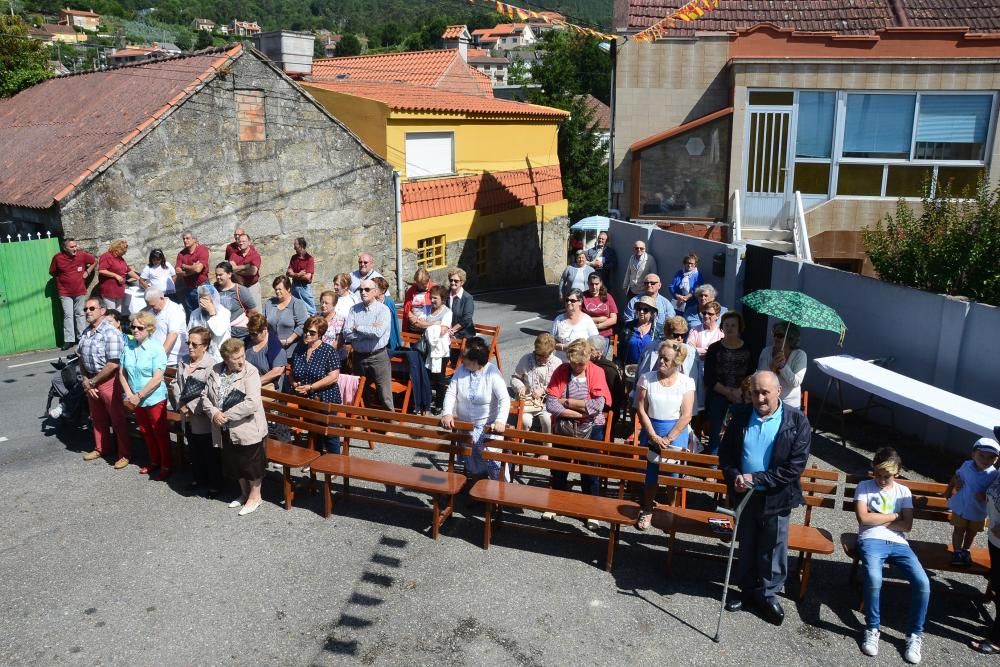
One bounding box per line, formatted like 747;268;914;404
220;388;246;412
555;417;593;440
175;377;206;410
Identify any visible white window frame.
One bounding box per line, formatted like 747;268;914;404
404;132;455;179
750;88;998;201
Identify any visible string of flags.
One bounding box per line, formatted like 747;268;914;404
470;0;720;43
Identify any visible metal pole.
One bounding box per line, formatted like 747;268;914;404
713;487;755;643
606;39;617;215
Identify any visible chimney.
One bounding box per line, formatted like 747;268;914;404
458;36;468;62
253;30;315;77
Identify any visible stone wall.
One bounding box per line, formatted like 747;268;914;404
58;50;397;295
401;216;569;291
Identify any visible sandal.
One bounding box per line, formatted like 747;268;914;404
636;511;653;531
970;640;1000;654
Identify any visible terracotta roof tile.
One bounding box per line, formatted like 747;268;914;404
0;45;242;209
304;80;568;119
401;165;563;221
441;25;468;40
579;94;611;131
312;49;493;97
902;0;1000;31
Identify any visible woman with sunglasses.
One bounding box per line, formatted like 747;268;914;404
621;296;661;367
551;288;598;359
582;273;618;356
138;248;176;296
245;312;288;391
758;322;807;409
118;310;170;478
173;326;222;497
289;315;342;453
687;300;724;360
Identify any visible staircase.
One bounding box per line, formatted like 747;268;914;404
739;227;795;254
730;190;811;261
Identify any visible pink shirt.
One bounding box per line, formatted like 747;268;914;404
687;325;724;359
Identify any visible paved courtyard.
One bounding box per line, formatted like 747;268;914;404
0;287;994;665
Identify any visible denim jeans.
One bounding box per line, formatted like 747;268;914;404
859;538;930;634
705;392;730;455
324;435;342;454
292;284;316;315
551;423;605;496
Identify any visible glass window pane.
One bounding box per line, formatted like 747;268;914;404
793;162;830;195
638;115;731;219
836;164;884;196
915;94;991;161
936;167;985;197
885;166;932;197
843;94;915;159
749;90;793;106
795;91;835;158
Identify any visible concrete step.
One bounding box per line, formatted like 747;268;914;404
741;227;793;242
745;239;795;254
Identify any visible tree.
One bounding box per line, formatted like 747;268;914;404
506;56;529;86
0;15;52;97
862;178;1000;306
195;28;214;50
525;31;611;220
173;28;193;51
336;33;362;56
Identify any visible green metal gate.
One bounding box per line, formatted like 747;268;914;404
0;234;61;356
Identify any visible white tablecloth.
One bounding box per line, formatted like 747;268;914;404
814;354;1000;438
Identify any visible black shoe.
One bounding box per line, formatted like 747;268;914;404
61;342;76;351
51;358;67;370
758;598;784;626
725;597;749;612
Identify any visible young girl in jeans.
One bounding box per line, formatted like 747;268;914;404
855;447;930;664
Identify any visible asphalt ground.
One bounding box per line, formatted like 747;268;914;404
0;286;996;666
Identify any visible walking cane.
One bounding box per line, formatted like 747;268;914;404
713;487;755;643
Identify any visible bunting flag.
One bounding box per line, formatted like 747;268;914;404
468;0;619;42
633;0;720;42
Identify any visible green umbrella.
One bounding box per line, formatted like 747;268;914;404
740;289;846;346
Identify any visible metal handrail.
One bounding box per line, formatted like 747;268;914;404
793;191;812;262
731;189;742;243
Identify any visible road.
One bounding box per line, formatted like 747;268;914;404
0;290;987;666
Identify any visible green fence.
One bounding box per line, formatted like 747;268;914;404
0;234;61;356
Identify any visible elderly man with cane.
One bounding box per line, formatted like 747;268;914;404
719;370;811;626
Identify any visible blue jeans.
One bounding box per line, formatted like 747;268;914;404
705;392;730;455
324;435;342;454
859;538;930;634
551;423;605;496
292;284;316;315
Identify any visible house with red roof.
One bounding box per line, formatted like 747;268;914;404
613;0;1000;273
0;44;396;289
59;7;99;31
304;49;571;287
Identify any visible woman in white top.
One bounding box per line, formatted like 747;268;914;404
186;283;230;362
758;322;808;410
331;272;358;318
139;248;176;295
551;288;599;358
635;340;695;530
440;337;510;480
417;285;453;412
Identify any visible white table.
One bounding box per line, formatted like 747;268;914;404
813;354;1000;443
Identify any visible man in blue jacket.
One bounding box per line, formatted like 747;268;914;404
720;370;811;626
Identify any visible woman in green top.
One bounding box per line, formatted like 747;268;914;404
119;310;171;480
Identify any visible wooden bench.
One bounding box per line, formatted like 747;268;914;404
306;403;473;538
470;427;649;571
841;475;991;592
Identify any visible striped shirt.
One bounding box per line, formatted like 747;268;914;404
343;300;391;354
546;374;606;426
78;318;124;376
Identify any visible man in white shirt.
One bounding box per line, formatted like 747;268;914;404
143;288;186;367
349;253;383;293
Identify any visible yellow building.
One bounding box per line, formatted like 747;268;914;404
303;50;570;287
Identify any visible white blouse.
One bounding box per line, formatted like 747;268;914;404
637;371;695;421
141;263;177;294
551;314;599;345
442;362;510;427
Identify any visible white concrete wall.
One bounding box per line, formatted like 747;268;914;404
771;256;1000;453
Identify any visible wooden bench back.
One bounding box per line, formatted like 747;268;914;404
842;474;951;522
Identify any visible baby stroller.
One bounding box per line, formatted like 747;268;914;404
46;357;89;426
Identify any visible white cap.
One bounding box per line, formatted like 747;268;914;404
973;437;1000;455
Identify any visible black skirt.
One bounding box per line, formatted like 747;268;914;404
222;431;266;481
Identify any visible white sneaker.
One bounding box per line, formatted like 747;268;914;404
861;628;880;656
48;404;64;419
586;518;600;531
541;511;556;520
904;633;922;664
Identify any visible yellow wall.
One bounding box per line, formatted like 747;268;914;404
302;86;390;157
402;199;568;248
386;116;562;177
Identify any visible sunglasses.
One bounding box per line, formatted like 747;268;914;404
670;333;686;339
633;246;645;251
304;330;320;336
636;308;652;314
187;341;205;347
84;306;100;312
131;325;145;331
565;298;580;304
359;287;374;293
643;281;659;285
448;279;461;283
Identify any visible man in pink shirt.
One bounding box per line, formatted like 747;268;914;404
225;227;262;307
50;237;96;350
174;230;209;314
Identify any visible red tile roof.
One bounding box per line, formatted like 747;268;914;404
401;165;564;221
0;45;243;209
441;25;468;40
579;95;611;131
625;0;1000;34
304;80;567;119
312;49;493;97
40;23;78;36
61;8;99;17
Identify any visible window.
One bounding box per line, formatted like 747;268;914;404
795;91;835;159
416;235;446;270
843;94;915;159
476;236;488;276
405;132;454;178
235;90;265;142
914;94;992;161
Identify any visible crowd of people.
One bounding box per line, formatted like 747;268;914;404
49;226;1000;663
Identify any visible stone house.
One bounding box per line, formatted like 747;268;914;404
0;45;396;292
613;0;1000;273
59;7;100;31
191;18;215;32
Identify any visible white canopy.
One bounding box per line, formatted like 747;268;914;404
814;355;1000;438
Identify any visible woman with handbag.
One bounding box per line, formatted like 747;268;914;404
440;337;510;480
200;338;268;516
173;326;221;497
118;310;170;478
510;333;561;433
544;339;612;529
